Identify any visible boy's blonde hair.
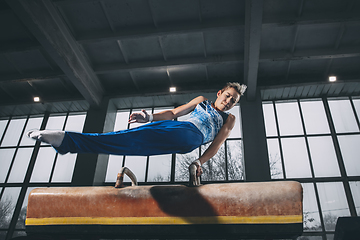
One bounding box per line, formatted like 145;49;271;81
221;82;247;96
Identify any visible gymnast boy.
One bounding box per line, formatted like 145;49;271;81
28;82;247;177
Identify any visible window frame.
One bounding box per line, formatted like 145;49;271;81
0;111;86;239
262;97;360;239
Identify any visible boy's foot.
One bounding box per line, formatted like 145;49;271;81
27;130;65;147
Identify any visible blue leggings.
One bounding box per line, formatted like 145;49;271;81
54;120;204;156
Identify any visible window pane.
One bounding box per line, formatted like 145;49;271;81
327;234;335;240
275;102;304;136
12;231;26;238
262;103;278;137
1;119;26;147
123;156;147;182
353;99;360;121
302;183;322;231
317;182;350;231
349;182;360;216
281;138;312;178
114;111;130;131
43;115;66;146
46;115;66;130
201;143;226;181
0;119;9;140
30;148;56;183
148;154;171;182
105;155;124;183
300;100;330;134
0;149;15;183
64;114;86;132
51;153;77;182
153;107;173;114
227;140;244;180
267;139;284;179
297;236;322;240
175;148;198;182
7;148;33;183
19;117;43;146
338;135;360;176
0;187;21;228
328;100;359;133
228;105;241;138
308;136;340;177
16;187;38;229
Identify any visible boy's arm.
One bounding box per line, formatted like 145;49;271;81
129;96;207;123
192;114;236;176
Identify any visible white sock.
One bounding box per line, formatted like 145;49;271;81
27;130;65;147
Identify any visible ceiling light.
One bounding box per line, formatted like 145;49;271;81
34;97;40;102
329;76;337;82
170;87;176;92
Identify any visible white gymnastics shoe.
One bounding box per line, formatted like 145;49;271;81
27;130;65;147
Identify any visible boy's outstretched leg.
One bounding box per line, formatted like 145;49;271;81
27;130;65;147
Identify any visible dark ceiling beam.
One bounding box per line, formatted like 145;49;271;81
263;12;360;28
259;78;360;88
0;94;86;107
75;12;360;45
244;0;263;101
2;12;359;55
77;19;243;44
3;46;360;83
0;83;17;101
6;0;104;107
0;70;65;83
260;81;360;101
53;0;100;6
285;0;303;81
0;42;41;54
94;55;243;74
324;23;346;78
260;47;360;62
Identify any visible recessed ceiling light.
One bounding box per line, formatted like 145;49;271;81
34;97;40;102
170;87;176;92
329;76;337;82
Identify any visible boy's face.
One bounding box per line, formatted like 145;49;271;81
214;87;241;112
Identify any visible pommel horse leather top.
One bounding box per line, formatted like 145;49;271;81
26;167;303;239
25;179;303;239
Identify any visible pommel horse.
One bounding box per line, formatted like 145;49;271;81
25;165;303;239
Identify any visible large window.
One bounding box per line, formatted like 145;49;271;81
263;97;360;240
0;112;86;240
105;105;244;184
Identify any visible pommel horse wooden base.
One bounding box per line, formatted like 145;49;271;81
25;181;303;239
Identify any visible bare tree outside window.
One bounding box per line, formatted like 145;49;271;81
151;174;171;182
201;143;226;181
175;149;198;182
322;212;339;232
303;211;322;231
269;152;283;179
16;206;27;229
297;236;323;240
226;141;244;180
0;197;14;229
175;141;244;182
